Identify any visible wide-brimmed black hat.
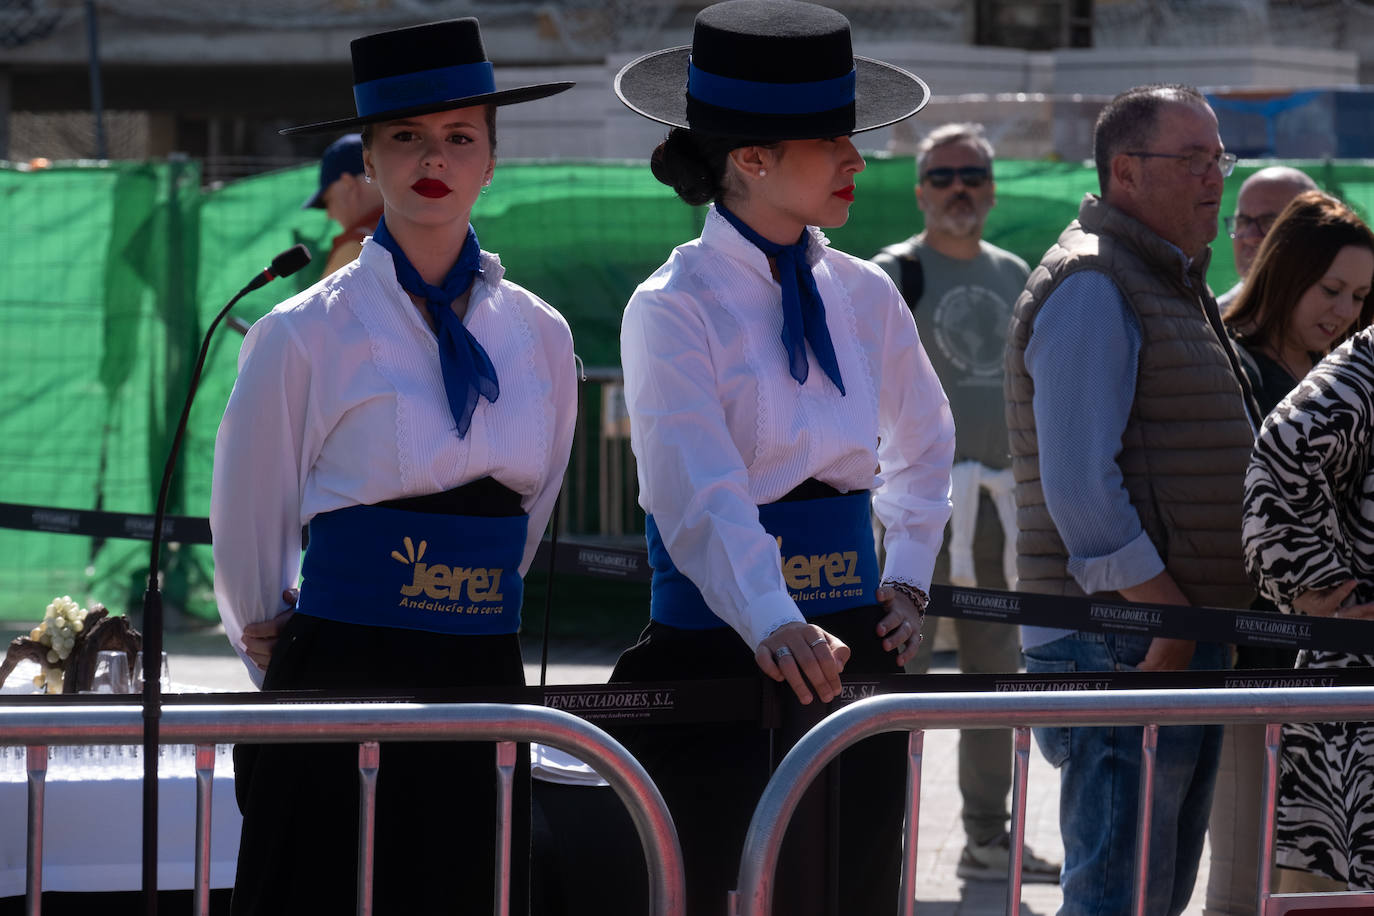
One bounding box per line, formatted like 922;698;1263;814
281;18;574;136
614;0;928;140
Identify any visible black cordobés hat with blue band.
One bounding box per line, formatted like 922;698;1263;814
281;18;574;136
614;0;929;140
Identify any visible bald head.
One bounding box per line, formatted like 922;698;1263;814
1231;166;1318;277
1240;166;1317;194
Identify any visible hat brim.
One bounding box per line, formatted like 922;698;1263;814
614;47;929;139
280;81;575;136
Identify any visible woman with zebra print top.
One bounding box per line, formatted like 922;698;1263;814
1241;192;1374;893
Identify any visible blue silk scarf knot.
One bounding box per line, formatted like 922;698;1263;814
372;215;499;438
715;204;845;395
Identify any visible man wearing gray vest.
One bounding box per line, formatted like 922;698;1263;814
1005;85;1259;915
873;123;1058;884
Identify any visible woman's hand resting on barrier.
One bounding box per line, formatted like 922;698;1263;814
241;588;298;671
1292;579;1374;620
875;584;923;667
756;621;849;705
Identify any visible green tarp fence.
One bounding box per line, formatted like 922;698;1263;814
1;156;1372;623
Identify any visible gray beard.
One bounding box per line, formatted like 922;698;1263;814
929;207;982;239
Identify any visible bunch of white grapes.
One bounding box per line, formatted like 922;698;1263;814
30;595;88;692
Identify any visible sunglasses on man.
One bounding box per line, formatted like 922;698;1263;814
921;166;991;189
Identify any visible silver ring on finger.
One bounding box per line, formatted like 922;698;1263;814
774;645;793;660
807;636;826;648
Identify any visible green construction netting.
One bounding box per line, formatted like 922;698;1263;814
1;156;1372;622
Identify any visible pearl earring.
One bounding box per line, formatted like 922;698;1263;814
363;174;372;184
758;169;767;177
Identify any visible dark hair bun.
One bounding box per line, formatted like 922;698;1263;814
650;128;719;206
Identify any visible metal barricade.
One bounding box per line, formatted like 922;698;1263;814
729;686;1374;916
3;701;685;916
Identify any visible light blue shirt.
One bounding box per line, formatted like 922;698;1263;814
1020;270;1166;650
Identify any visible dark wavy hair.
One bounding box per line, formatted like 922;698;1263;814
650;127;779;206
1223;190;1374;352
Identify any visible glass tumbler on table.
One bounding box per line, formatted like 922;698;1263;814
88;650;133;694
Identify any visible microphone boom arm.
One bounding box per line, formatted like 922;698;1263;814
139;243;310;914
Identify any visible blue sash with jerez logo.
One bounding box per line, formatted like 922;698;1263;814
646;489;880;630
296;503;528;635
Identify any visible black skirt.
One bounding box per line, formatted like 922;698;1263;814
231;479;531;916
609;603;909;916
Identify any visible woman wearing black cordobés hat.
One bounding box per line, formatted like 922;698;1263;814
209;19;576;915
610;2;953;913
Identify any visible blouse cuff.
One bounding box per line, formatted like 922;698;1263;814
743;590;805;650
881;538;937;595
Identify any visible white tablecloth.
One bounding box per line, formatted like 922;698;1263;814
0;745;243;898
1;660;243;898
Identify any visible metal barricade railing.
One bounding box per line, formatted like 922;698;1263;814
2;701;685;916
729;686;1374;916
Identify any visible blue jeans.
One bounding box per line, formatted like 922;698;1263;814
1022;632;1227;916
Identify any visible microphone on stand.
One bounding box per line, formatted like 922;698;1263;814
140;244;310;914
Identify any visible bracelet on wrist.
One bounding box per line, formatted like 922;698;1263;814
882;579;929;618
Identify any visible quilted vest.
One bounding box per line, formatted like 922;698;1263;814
1004;194;1257;610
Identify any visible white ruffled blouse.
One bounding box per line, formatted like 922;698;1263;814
621;207;955;650
211;239;577;685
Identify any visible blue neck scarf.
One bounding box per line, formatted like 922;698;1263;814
372;215;499;438
715;204;845;395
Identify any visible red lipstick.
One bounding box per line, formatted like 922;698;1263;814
833;185;855;202
412;179;451;199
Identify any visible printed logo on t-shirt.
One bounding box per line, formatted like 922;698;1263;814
931;284;1013;383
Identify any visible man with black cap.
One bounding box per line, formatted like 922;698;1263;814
303;133;384;278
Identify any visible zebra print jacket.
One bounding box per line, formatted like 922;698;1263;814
1244;327;1374;616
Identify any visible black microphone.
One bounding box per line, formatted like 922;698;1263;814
139;244;310;915
240;243;313;296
